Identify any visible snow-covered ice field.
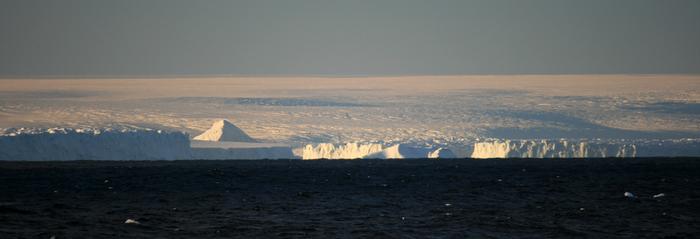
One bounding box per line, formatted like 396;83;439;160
1;75;699;158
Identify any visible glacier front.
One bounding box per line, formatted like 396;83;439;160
471;139;700;158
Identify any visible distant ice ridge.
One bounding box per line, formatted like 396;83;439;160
0;128;191;160
471;139;700;158
300;142;455;159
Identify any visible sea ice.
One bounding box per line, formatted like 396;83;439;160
124;219;140;224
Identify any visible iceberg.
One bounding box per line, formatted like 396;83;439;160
0;128;191;160
301;143;457;159
364;144;456;159
193;119;258;142
301;143;384;160
190;119;294;159
470;139;700;158
470;140;636;158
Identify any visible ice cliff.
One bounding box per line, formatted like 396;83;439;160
470;139;700;158
301;143;456;159
365;144;456;159
4;125;698;161
301;143;384;159
0;128;191;160
471;140;636;158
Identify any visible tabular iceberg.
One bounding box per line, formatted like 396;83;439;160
0;128;191;160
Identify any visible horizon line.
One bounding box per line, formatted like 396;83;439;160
2;73;700;80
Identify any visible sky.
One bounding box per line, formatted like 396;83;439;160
1;0;699;77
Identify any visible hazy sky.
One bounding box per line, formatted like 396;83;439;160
1;0;699;76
